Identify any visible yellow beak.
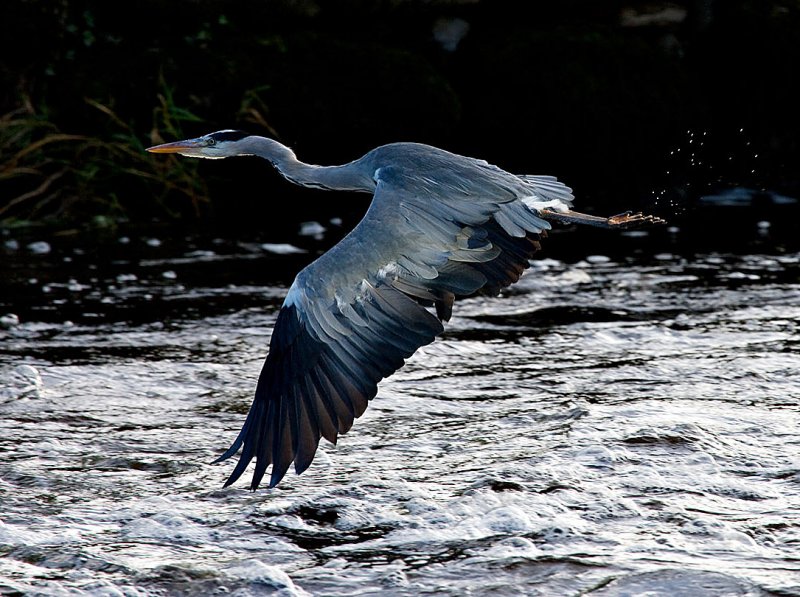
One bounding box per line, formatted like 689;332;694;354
146;138;204;153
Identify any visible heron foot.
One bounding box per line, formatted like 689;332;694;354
606;211;667;229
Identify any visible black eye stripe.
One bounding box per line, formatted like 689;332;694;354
209;130;249;143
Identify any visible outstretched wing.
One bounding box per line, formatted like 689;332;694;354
214;277;444;490
216;158;573;489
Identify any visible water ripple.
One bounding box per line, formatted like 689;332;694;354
1;250;799;595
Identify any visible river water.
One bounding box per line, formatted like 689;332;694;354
1;217;799;596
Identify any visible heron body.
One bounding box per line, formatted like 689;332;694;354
147;131;662;489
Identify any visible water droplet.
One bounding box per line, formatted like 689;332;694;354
27;241;51;254
0;313;20;328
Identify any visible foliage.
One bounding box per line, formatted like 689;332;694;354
0;77;209;228
1;0;799;233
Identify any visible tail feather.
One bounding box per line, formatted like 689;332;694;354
517;174;574;213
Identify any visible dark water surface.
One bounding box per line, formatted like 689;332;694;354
1;220;799;596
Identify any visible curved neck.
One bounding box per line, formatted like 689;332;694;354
238;136;373;192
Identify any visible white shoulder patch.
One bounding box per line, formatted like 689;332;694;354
522;197;571;213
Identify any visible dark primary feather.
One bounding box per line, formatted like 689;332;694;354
215;143;567;489
216;285;443;489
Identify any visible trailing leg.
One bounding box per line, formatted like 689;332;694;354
539;209;666;229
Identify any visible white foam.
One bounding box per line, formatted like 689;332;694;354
0;364;43;402
224;559;310;596
261;243;307;255
122;513;214;544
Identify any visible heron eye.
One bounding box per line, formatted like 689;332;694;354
206;138;216;146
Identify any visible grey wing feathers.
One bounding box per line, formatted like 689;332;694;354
516;174;575;206
216;151;565;489
216;282;443;490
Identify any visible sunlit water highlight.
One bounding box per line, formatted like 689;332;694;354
1;237;799;596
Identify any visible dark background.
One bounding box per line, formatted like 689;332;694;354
1;0;798;252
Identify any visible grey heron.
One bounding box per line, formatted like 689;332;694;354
147;130;664;490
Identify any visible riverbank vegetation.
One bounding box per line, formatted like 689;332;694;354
2;1;798;237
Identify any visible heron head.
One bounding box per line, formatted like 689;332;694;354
146;130;251;159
